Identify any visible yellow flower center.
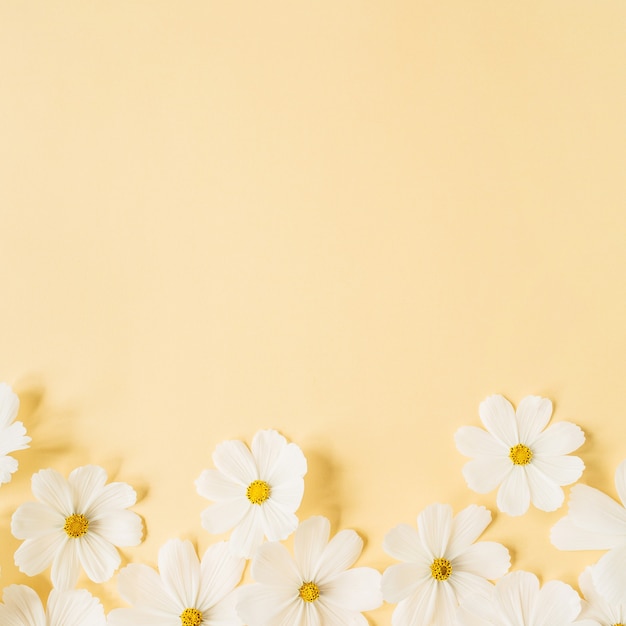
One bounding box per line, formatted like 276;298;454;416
247;480;271;505
299;581;320;602
430;558;452;581
509;443;533;465
64;513;89;538
612;624;624;626
180;608;203;626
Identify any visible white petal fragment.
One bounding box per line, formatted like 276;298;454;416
515;396;553;444
478;395;518;447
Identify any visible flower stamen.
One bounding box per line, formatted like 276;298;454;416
180;608;203;626
64;513;89;538
247;480;271;505
299;581;320;602
509;443;533;466
430;558;452;581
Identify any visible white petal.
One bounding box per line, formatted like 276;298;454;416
236;584;298;626
391;578;438;626
431;579;458;626
315;529;363;582
11;502;64;539
614;460;626;508
85;482;137;519
448;571;494;603
321;567;382;611
158;539;200;608
250;541;300;587
533;580;581;626
0;421;30;455
531;422;585;456
455;426;509;458
294;516;330;581
51;537;81;590
381;562;427;603
116;563;178;614
446;505;492;560
0;383;19;428
0;585;46;626
0;455;19;484
14;532;66;577
259;501;299;542
195;469;243;501
213;440;258;484
462;457;512;494
515;396;552;444
201;498;250;535
68;466;109;513
90;510;143;546
268;478;305;512
418;504;453;558
550;516;624;551
79;531;122;583
316;599;366;626
525;465;565;512
593;546;626;606
383;524;431;566
251;430;289;479
479;395;518;447
530;456;584;487
197;542;245;611
47;589;106;626
496;467;530;516
567;484;626;535
452;542;511;581
265;443;307;487
493;571;539;624
31;469;73;516
204;589;243;626
578;566;621;626
229;506;265;558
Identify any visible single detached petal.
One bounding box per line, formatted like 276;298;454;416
383;524;430;566
321;567;382;612
294;515;331;581
47;589;106;626
446;505;492;560
592;545;626;606
0;585;46;626
533;580;581;626
250;541;300;587
116;563;178;614
381;562;428;603
525;465;566;512
315;528;363;583
31;469;74;516
197;542;245;611
418;504;453;558
515;396;552;444
479;395;518;447
496;467;530;516
455;426;509;458
531;422;585;456
158;539;200;609
452;542;511;580
462;457;512;495
212;440;258;485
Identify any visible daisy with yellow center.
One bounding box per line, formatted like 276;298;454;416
108;539;245;626
195;429;307;558
237;516;382;626
11;465;143;589
382;503;511;626
455;394;585;516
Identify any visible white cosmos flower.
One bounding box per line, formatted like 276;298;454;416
576;566;626;626
195;429;307;558
0;584;105;626
455;395;585;516
237;515;382;626
381;503;510;626
11;465;143;589
0;383;31;485
108;539;245;626
457;571;583;626
551;460;626;606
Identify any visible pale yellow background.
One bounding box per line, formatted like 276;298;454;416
1;1;625;621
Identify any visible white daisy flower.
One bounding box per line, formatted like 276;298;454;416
195;429;307;558
0;584;105;626
457;570;583;626
0;382;31;485
237;515;382;626
381;503;510;626
108;539;245;626
576;566;626;626
551;460;626;606
455;394;585;516
11;465;143;589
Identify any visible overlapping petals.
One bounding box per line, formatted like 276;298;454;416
0;383;31;485
237;515;382;626
455;395;585;516
11;465;143;589
382;503;510;626
195;429;307;558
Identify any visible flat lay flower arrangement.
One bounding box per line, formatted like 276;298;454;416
1;381;624;626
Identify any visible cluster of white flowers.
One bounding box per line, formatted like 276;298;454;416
0;382;624;626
